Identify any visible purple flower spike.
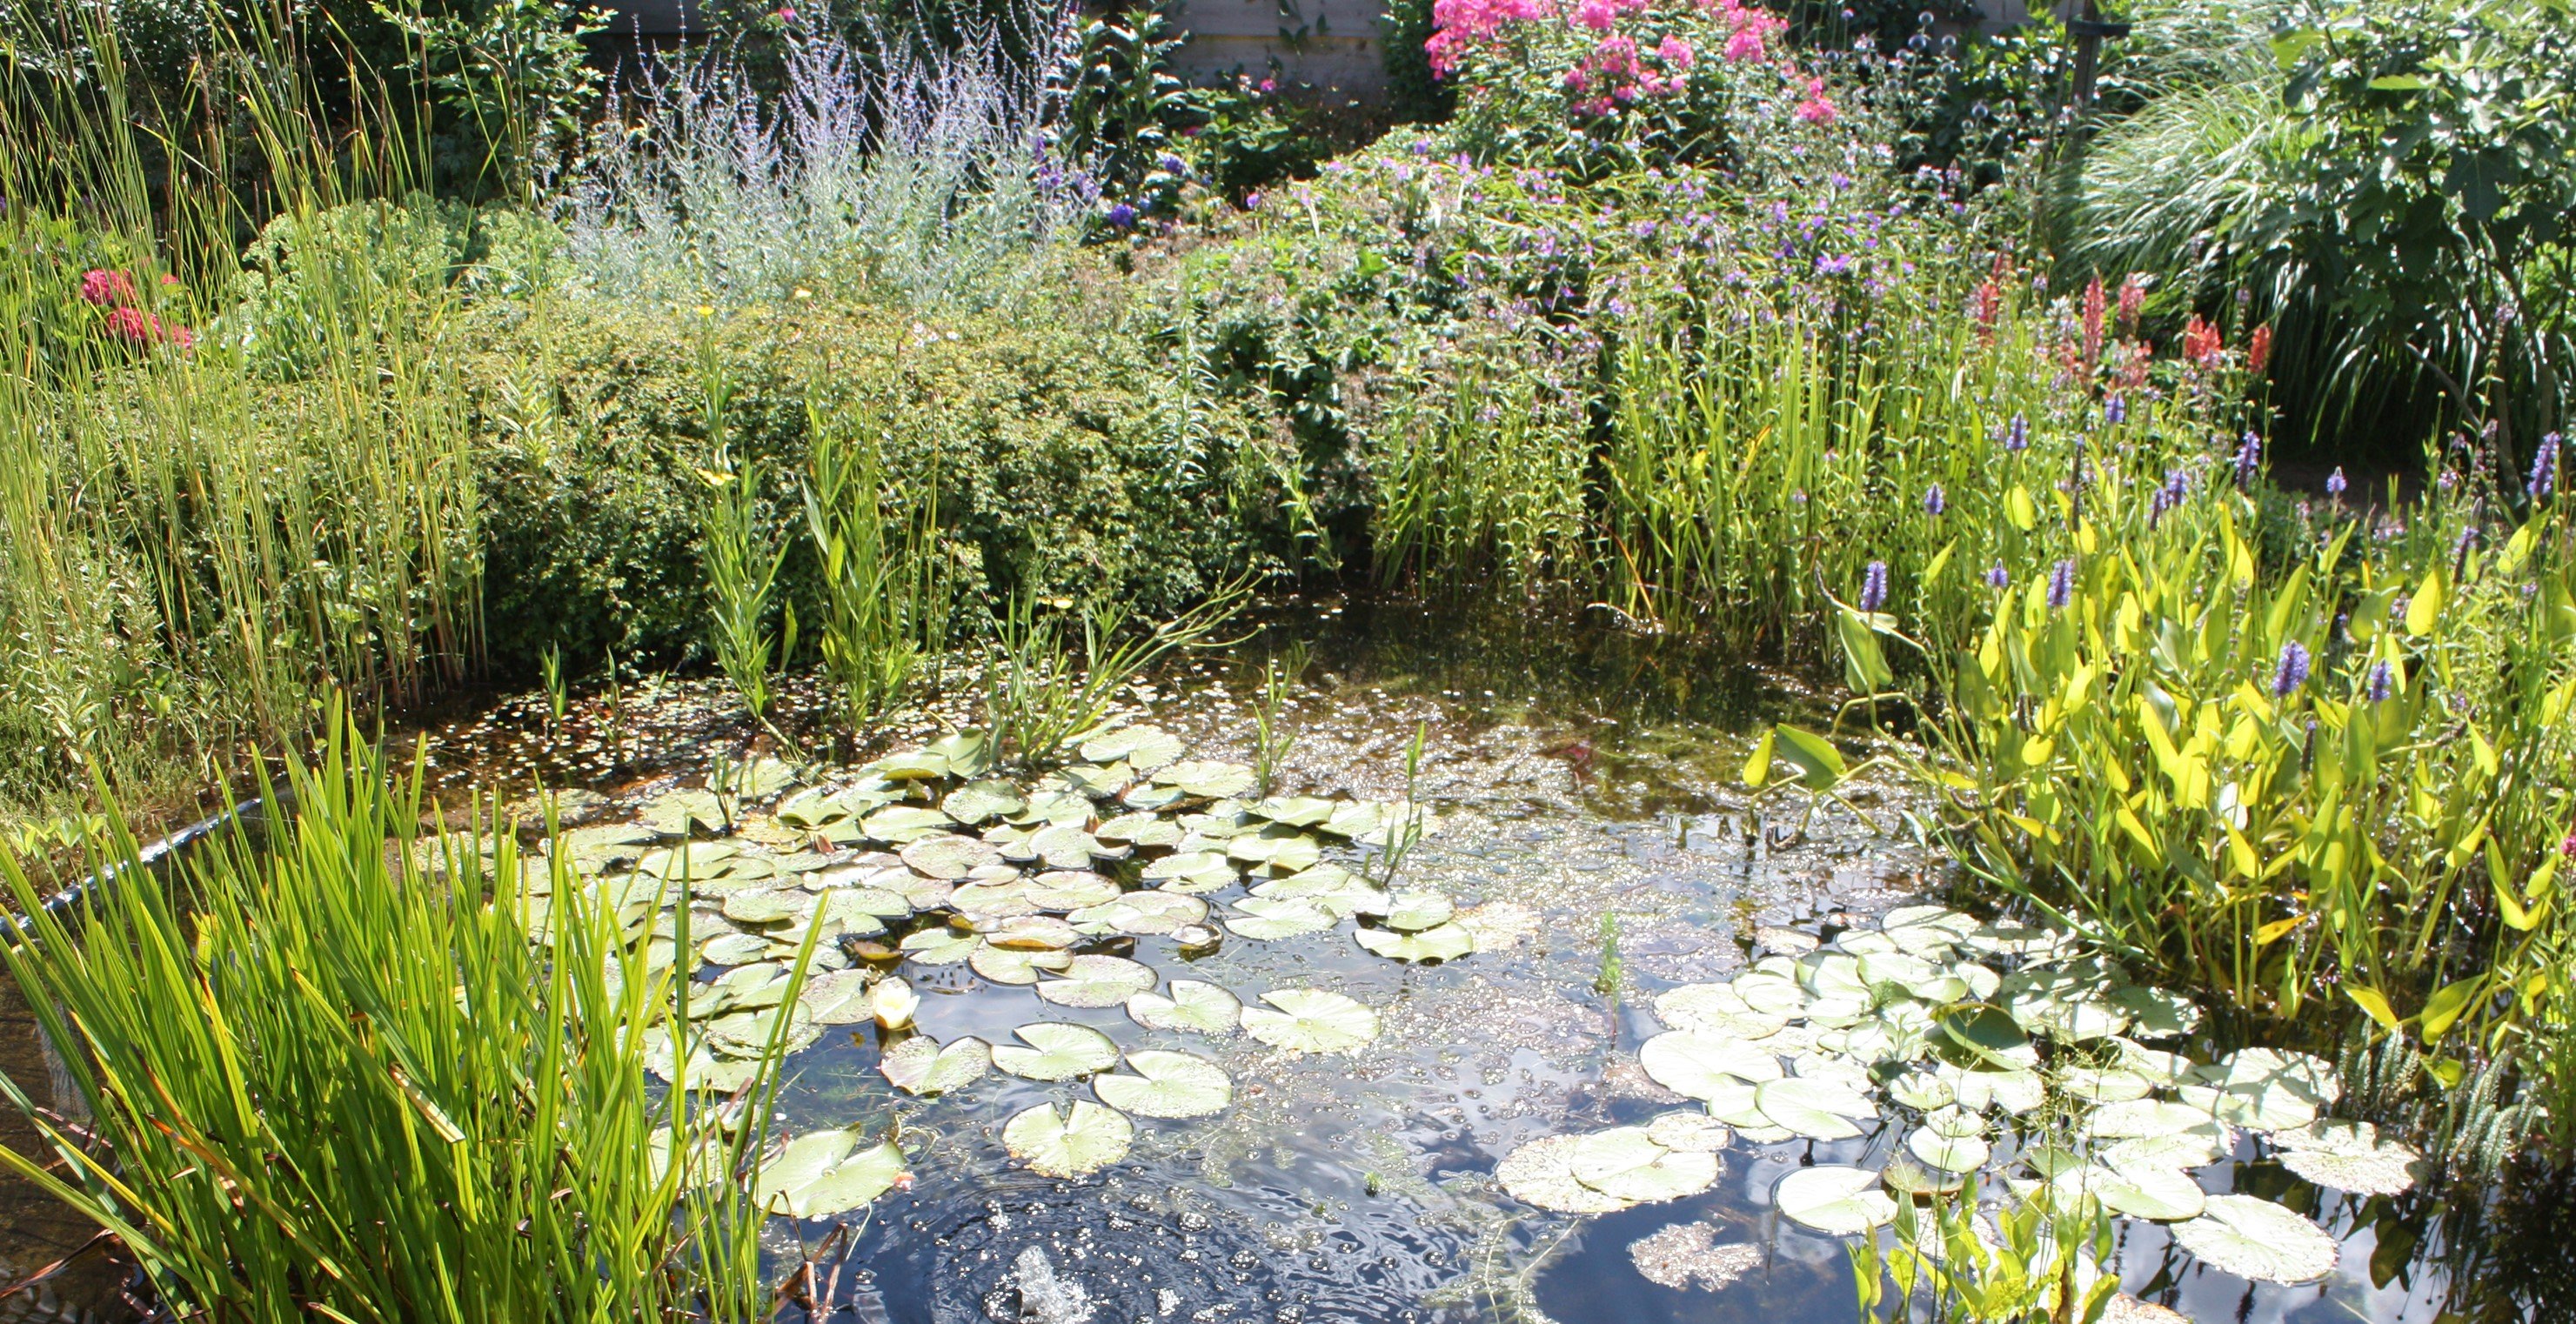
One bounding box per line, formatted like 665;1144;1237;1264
2366;659;2394;704
2272;640;2311;697
2532;433;2561;501
1985;562;2011;590
2325;467;2347;498
2005;414;2029;452
2104;396;2126;425
2234;432;2262;490
1860;560;1889;612
2046;559;2075;610
1924;484;1946;516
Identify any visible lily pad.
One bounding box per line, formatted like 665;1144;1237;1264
1241;988;1380;1054
2079;1161;2207;1222
1568;1128;1722;1204
1645;1112;1732;1153
1774;1166;1897;1235
1126;980;1241;1035
1656;984;1790;1040
1035;954;1160;1008
899;927;980;965
1154;759;1256;799
1226;897;1335;940
753;1128;907;1218
1003;1100;1134;1178
2170;1194;2338;1285
2102;1133;2225;1174
1080;726;1185;771
900;833;1000;879
1639;1031;1785;1099
862;806;955;844
940;779;1027;825
1356;922;1474;961
1906;1127;1992;1174
1070;890;1209;936
1755;1078;1871;1141
2088;1099;2231;1141
1020;871;1120;913
992;1022;1122;1081
2272;1121;2418;1194
1094;1050;1233;1119
878;1035;993;1095
1250;796;1337;827
967;943;1075;986
1095;812;1182;848
1382;891;1455;932
1142;851;1236;894
1498;1134;1630;1214
1227;830;1321;873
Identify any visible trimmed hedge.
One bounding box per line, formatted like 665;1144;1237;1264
451;291;1300;673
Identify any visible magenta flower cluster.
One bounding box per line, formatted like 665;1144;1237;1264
1427;0;1788;120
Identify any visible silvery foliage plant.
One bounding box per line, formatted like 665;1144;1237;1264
566;3;1090;310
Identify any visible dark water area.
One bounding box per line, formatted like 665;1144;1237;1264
3;595;2571;1322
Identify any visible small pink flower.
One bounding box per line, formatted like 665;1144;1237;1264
1794;76;1839;124
1572;0;1617;30
1656;34;1695;69
1723;28;1765;61
80;269;137;307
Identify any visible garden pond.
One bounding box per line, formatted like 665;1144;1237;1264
5;598;2571;1322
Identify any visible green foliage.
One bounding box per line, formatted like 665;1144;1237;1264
802;398;950;732
1381;0;1455;124
2063;0;2576;455
982;585;1248;766
1059;2;1194;207
0;714;784;1321
373;0;609;197
1182;76;1384;200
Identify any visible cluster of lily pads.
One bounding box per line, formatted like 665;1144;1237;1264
1500;905;2419;1290
512;724;1533;1213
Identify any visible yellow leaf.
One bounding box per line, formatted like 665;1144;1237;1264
2420;978;2480;1044
2253;914;2304;947
2006;485;2037;532
2345;986;2401;1032
1741;729;1776;789
2406;570;2445;636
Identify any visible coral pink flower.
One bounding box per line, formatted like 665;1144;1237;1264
1793;78;1839;124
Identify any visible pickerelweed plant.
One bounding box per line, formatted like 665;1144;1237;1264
1795;425;2576;1127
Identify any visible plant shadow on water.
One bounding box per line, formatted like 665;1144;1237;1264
348;598;2576;1322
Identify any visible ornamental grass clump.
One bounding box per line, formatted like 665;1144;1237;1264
0;715;787;1321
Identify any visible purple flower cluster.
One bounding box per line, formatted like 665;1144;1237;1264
2325;467;2347;498
2046;559;2074;610
1859;560;1889;612
1985;561;2010;590
2233;432;2262;490
2272;640;2311;698
2366;659;2394;704
2533;432;2561;501
2004;413;2029;453
1923;483;1945;516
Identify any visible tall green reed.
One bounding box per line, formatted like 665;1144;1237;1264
0;712;786;1321
802;394;950;736
0;7;485;816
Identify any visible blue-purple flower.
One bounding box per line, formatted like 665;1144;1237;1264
2532;432;2561;501
1924;483;1945;516
1860;560;1889;612
2325;467;2347;498
2046;559;2074;610
1985;561;2010;590
2004;413;2029;453
1104;202;1139;229
2104;395;2126;425
2272;640;2311;697
2366;659;2394;704
2234;432;2262;490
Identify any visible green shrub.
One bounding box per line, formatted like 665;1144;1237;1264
454;284;1298;673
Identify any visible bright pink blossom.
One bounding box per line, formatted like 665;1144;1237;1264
1657;33;1695;69
1793;77;1839;124
79;269;137;307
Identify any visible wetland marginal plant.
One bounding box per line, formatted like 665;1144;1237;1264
520;719;1530;1201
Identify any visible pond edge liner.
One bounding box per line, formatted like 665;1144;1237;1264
9;793;285;940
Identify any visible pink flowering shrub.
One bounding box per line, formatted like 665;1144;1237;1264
1423;0;1858;177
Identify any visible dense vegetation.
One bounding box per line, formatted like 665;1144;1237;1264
1;0;2573;1316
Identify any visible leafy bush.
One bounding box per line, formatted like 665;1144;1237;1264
2061;0;2576;458
454;284;1298;672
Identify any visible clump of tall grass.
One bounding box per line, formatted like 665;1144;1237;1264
0;19;486;819
565;4;1087;311
0;713;785;1321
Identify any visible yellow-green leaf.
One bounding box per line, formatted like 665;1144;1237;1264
2345;986;2400;1032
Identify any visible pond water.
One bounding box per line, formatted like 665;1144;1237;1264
8;596;2572;1322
